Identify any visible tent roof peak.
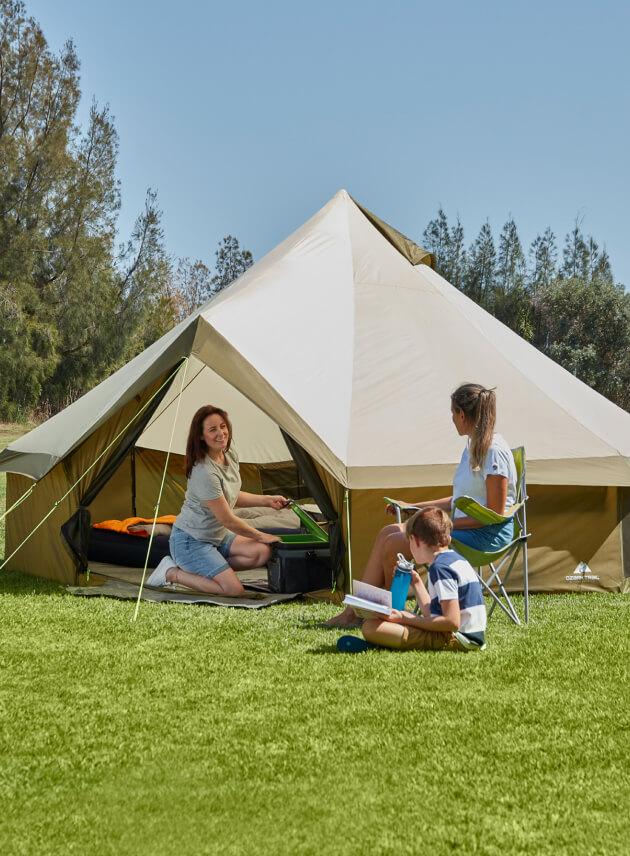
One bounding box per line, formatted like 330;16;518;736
335;189;434;269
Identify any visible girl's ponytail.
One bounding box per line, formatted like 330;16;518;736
451;383;496;470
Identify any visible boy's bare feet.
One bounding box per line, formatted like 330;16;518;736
323;606;363;629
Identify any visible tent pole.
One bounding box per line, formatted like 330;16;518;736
345;488;353;589
133;358;189;622
130;447;137;518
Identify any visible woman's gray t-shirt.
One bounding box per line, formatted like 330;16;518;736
174;448;242;544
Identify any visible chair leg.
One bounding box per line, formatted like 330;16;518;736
492;546;528;624
523;542;529;624
478;574;520;624
486;558;521;625
478;565;520;624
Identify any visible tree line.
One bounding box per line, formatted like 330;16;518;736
422;211;630;410
0;1;252;420
1;0;628;423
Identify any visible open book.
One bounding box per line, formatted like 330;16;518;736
342;580;392;620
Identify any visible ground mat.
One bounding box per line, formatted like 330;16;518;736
66;579;300;608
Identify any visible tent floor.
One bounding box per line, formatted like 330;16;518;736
67;577;299;609
85;561;270;590
73;562;300;608
75;560;339;608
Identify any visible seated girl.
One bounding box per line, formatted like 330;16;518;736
327;382;516;627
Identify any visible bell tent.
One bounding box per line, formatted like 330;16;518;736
2;190;630;593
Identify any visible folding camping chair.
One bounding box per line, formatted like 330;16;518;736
387;447;530;625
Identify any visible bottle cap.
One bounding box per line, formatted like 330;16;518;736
396;553;415;572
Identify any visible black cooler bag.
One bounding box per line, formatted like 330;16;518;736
267;503;333;593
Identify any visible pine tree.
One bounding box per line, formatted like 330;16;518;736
496;218;526;292
529;228;557;291
114;190;175;352
583;236;614;283
561;219;589;280
464;222;496;306
422;209;451;276
211;235;253;293
494;218;530;337
592;247;613;283
169;258;213;320
444;218;466;291
585;237;600;282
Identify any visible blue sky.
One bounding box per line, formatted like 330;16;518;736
30;0;630;284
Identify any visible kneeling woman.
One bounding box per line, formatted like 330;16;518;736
327;382;517;626
147;405;287;595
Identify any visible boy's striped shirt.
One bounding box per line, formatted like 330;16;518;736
428;549;487;645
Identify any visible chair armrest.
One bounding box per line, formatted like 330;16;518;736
383;497;420;514
452;495;510;525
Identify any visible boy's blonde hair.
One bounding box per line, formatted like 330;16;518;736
405;507;452;548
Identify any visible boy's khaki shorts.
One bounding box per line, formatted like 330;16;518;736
385;625;467;652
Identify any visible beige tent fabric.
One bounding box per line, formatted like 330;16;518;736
192;189;630;488
3;189;630;489
137;355;291;463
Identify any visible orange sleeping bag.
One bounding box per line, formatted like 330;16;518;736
92;515;177;537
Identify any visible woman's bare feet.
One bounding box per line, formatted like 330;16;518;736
323;606;363;629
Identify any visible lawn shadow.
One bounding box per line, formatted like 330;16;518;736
294;617;363;632
308;642;392;656
0;568;68;599
308;642;344;655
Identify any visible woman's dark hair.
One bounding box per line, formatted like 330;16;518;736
185;405;232;477
451;383;496;471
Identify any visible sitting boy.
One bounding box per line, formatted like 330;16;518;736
361;507;487;652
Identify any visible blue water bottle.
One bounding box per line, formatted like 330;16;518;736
390;553;414;610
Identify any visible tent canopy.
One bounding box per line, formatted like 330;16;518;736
2;189;630;489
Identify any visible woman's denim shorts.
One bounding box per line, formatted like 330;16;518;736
451;518;514;553
170;525;235;578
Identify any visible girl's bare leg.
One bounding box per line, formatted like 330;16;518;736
380;530;414;586
325;523;410;627
361;524;405;585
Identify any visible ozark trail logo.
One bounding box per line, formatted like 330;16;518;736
565;561;600;583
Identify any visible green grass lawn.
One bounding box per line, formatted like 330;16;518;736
1;428;629;855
